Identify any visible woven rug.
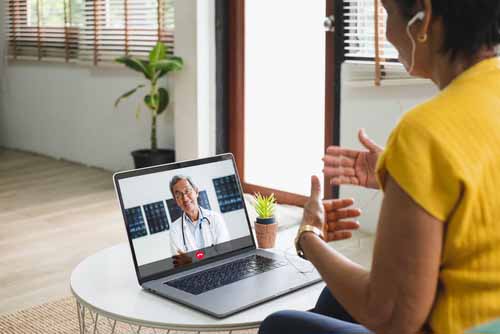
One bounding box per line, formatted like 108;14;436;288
0;296;258;334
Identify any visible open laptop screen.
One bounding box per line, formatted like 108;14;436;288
114;154;255;283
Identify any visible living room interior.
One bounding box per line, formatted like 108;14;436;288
0;0;448;333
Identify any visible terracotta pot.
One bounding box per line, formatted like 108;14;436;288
255;219;278;249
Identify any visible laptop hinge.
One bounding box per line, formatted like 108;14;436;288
141;246;257;284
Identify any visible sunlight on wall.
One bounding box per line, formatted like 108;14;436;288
245;0;325;196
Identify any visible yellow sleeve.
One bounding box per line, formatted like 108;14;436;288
375;116;462;222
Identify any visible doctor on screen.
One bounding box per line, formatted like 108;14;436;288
169;175;230;254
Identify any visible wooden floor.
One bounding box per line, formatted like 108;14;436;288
0;148;126;315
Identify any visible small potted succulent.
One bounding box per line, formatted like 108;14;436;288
253;193;278;248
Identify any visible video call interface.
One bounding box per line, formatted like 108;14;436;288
117;159;254;279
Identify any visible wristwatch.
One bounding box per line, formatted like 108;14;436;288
295;225;324;260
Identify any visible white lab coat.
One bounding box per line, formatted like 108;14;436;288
169;208;230;254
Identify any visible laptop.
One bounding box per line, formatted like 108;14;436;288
113;153;321;318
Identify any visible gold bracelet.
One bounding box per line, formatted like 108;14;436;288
294;225;324;260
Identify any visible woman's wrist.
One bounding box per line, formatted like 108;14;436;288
295;225;324;259
300;230;322;248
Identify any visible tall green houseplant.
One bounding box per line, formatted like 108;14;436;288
114;42;183;167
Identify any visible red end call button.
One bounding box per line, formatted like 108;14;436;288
195;251;205;260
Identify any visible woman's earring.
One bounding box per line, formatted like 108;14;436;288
418;33;428;43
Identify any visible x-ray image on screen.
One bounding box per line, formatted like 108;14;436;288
143;201;169;234
124;206;148;239
198;191;211;211
166;190;211;222
213;175;244;213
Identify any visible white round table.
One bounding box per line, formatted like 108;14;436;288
70;239;325;333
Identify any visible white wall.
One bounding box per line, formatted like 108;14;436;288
339;64;438;233
173;0;216;162
2;64;175;171
0;0;215;172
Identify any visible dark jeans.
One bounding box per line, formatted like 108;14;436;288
258;286;373;334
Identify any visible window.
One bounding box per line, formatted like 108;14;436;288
7;0;175;64
226;0;338;205
244;0;326;197
342;0;419;85
344;0;395;62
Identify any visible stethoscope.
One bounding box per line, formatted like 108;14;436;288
181;207;214;251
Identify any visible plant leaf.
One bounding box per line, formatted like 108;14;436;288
114;84;145;108
149;42;166;63
139;59;155;81
144;95;154;110
169;56;184;64
157;88;170;115
253;192;276;218
116;56;152;80
153;57;184;74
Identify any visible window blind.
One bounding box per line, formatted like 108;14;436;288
7;0;175;64
342;0;414;86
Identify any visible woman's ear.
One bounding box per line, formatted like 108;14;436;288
418;0;433;43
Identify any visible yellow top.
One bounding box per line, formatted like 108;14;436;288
376;57;500;334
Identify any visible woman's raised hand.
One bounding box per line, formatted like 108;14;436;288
301;176;361;242
323;129;383;189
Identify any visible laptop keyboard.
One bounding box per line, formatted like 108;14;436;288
165;255;287;295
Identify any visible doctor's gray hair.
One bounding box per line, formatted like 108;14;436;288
169;175;199;197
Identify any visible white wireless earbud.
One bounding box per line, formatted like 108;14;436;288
406;11;425;74
408;11;425;27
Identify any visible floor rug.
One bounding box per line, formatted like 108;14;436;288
0;296;257;334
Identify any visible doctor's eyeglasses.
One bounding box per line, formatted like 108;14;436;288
174;187;195;199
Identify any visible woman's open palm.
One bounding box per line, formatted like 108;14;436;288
323;129;383;189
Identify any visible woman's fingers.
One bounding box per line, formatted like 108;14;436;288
323;198;355;211
326;146;359;159
322;149;359;186
322;197;361;241
329;176;360;186
326;208;362;221
326;231;353;242
323;166;356;177
358;128;383;153
327;220;360;232
323;155;355;168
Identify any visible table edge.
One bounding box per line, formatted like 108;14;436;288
70;284;261;331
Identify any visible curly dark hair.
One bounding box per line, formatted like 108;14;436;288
396;0;500;58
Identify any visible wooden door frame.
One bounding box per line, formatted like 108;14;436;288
225;0;341;206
